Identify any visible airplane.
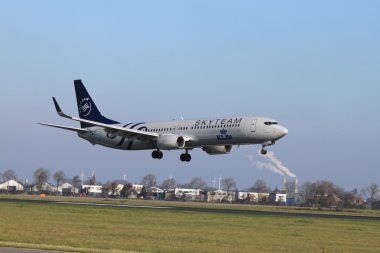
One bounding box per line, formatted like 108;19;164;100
39;80;288;162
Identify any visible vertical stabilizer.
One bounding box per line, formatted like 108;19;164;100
74;80;119;128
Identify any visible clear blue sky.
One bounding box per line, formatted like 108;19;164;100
1;1;379;190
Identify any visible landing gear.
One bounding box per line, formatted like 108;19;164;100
180;150;191;162
152;150;163;159
261;140;275;155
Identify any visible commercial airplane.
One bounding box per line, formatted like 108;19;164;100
39;80;288;162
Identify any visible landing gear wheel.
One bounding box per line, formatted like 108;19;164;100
180;152;191;162
152;150;163;159
261;149;268;155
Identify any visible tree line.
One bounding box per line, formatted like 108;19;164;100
1;168;380;209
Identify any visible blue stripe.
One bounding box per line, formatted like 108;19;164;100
130;122;145;129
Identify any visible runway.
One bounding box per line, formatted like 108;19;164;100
1;198;380;221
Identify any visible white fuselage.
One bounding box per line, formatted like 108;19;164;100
78;116;288;151
40;80;288;162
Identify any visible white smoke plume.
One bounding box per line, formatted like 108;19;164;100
256;161;285;176
265;151;297;178
247;154;284;176
247;150;297;178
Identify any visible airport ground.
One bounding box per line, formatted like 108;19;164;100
0;195;379;253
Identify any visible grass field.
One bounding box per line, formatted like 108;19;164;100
2;194;380;217
0;199;380;253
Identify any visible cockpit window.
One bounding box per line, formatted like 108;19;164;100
264;121;278;125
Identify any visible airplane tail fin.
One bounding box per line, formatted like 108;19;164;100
74;79;119;128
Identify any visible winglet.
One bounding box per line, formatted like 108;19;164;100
52;97;71;119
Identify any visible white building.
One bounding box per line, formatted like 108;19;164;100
82;185;103;195
269;193;287;205
238;192;259;203
0;179;24;191
57;182;79;195
131;184;144;194
207;190;235;203
108;184;125;195
32;182;56;193
146;187;165;199
175;188;203;201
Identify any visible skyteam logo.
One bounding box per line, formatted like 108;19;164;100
79;97;92;116
217;129;232;140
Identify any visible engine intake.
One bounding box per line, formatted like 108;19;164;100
202;145;232;155
157;134;185;150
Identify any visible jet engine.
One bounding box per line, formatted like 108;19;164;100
202;145;232;155
157;134;185;150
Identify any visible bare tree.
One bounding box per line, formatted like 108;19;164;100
111;181;119;195
221;177;237;192
249;179;271;193
284;181;296;193
53;170;66;191
141;174;157;188
160;177;176;190
2;169;17;182
187;177;207;189
33;168;50;193
361;183;380;207
72;175;82;193
299;180;345;207
84;174;96;185
120;183;133;197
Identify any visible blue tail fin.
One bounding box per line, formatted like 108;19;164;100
74;80;119;128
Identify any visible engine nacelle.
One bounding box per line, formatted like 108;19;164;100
157;134;185;150
202;145;232;155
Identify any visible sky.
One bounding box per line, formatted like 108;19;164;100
1;1;379;191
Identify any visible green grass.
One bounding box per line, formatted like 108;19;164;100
2;194;380;217
0;200;380;253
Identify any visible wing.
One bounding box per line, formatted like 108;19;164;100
38;123;89;133
50;97;159;140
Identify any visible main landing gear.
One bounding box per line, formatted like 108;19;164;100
261;140;275;155
180;150;191;162
152;150;163;159
152;150;191;162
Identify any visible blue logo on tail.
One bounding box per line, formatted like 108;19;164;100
79;98;92;116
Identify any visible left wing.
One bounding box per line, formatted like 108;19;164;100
38;123;89;133
48;97;159;140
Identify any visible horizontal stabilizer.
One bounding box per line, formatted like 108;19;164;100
38;123;89;133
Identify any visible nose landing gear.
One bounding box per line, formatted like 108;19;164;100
261;140;275;155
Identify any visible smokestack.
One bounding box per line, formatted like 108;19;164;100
282;177;287;191
294;177;298;194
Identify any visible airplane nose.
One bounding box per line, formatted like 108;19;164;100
281;126;288;136
278;126;288;138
